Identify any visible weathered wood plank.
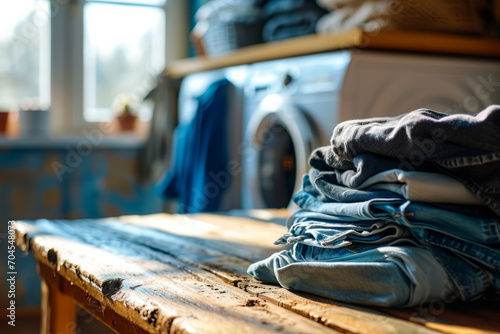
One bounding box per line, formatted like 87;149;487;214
15;213;500;334
16;221;339;334
39;262;152;334
117;212;289;260
114;214;500;334
383;304;500;334
15;217;436;334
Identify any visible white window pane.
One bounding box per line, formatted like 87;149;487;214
84;3;165;122
0;0;50;110
87;0;166;6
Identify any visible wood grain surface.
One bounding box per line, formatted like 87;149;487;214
14;212;500;334
166;29;500;78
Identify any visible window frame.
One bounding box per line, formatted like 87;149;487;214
50;0;188;135
0;0;51;112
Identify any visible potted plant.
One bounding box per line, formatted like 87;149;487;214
0;111;9;135
113;93;138;132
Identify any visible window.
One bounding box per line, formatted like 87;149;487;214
83;0;166;122
0;0;50;111
1;0;186;134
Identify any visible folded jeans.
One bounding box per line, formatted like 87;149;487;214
248;245;455;307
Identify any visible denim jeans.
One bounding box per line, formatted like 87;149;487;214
356;169;483;205
322;105;500;215
373;201;500;300
292;174;500;300
248;245;455;308
309;148;438;188
331;105;500;162
249;106;500;306
276;211;413;249
307;168;406;203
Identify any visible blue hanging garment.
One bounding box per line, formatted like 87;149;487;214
156;79;230;213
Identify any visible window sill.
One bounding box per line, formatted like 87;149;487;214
0;134;145;150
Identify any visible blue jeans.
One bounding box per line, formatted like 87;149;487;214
316;105;500;216
248;245;454;308
292;173;500;300
309;148;438;188
276;211;413;249
355;169;483;205
331;105;500;162
374;201;500;300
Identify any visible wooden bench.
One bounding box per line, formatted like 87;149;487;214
14;210;500;334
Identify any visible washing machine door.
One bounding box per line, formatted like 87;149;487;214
247;95;319;208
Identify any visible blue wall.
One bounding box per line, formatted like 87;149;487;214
0;142;163;309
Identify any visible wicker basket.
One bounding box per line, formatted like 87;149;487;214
202;17;263;56
386;0;487;35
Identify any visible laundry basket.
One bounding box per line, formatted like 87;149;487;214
387;0;487;35
202;17;263;56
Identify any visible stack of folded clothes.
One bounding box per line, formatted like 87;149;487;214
261;0;328;42
248;105;500;307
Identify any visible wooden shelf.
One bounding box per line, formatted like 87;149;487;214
362;29;500;57
166;29;500;78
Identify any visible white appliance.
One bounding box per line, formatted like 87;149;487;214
242;50;500;209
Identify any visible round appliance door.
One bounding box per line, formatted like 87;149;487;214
247;98;319;208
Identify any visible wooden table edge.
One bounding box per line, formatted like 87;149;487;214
37;261;151;334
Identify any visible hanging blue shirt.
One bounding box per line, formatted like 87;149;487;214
156;79;230;213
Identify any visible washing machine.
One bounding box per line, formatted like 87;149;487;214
176;65;249;211
242;50;500;209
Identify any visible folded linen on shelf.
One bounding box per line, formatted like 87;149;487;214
316;0;391;34
262;0;328;41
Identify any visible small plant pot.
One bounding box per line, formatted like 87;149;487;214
19;108;50;137
117;113;138;132
0;112;9;134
